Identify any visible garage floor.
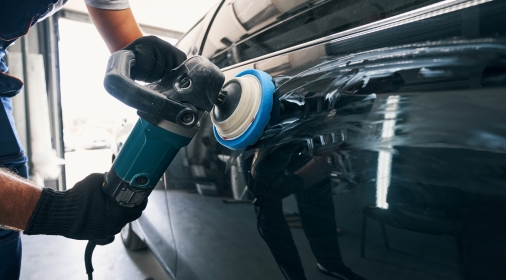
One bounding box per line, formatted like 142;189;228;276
20;234;172;280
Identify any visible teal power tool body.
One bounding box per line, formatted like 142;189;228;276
102;51;224;206
85;49;277;279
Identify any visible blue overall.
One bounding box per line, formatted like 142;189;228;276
0;1;58;278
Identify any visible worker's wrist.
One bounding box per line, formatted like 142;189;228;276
24;188;69;236
0;169;43;230
18;183;43;230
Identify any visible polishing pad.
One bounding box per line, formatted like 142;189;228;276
212;69;275;150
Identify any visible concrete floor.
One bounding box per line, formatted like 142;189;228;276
21;234;172;280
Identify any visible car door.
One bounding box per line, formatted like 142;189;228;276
169;0;506;279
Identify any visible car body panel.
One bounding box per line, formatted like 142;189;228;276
132;0;506;279
133;187;177;278
166;190;285;279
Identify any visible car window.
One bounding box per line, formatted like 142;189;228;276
176;20;204;56
203;0;442;68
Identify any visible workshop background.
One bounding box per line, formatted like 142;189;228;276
13;1;219;279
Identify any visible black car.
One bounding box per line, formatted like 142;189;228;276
120;1;506;279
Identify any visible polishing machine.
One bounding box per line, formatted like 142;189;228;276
84;50;276;279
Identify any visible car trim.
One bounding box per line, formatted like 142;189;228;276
218;0;491;71
197;0;226;56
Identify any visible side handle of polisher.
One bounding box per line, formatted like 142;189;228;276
104;50;198;126
104;50;167;115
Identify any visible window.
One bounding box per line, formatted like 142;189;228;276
203;0;443;68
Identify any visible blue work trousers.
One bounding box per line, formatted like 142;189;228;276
0;97;28;280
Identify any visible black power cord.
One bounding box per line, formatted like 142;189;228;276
84;236;115;280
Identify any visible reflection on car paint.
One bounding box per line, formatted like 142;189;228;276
251;40;506;151
239;39;506;279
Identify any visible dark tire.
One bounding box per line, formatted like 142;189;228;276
120;222;147;251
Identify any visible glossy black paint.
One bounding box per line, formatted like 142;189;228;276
132;1;506;279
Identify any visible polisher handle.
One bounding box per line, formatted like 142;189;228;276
104;50;168;116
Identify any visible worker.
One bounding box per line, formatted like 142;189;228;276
0;0;186;279
246;144;366;280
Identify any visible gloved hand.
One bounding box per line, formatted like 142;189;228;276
122;35;187;83
24;173;147;240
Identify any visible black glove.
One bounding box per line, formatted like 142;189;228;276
24;173;147;240
122;35;187;83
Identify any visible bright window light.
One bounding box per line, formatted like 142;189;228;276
376;95;400;209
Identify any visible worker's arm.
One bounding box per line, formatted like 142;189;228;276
0;169;146;240
0;169;41;230
85;0;186;81
85;2;143;52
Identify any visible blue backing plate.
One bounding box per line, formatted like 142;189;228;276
213;69;275;150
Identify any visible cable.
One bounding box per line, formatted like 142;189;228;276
84;236;115;280
84;241;96;280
